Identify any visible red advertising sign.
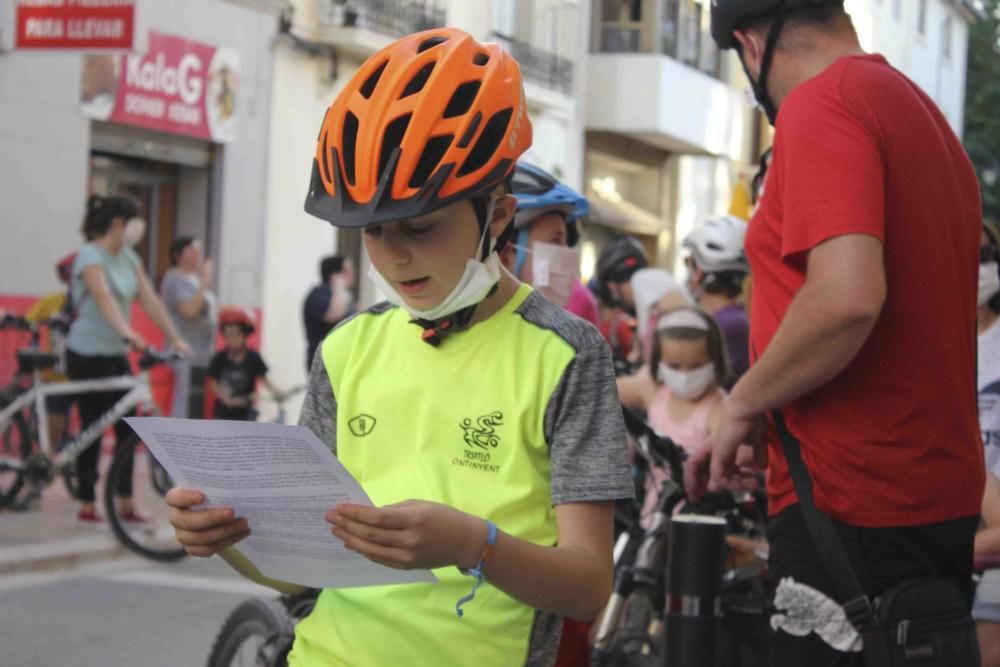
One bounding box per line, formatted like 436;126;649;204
81;31;239;143
15;0;136;50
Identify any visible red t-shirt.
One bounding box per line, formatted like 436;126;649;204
747;54;984;526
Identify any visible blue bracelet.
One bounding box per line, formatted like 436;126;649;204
455;519;498;618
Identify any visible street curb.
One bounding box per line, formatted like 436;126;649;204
0;535;126;575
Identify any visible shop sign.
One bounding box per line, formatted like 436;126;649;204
81;30;239;143
12;0;137;50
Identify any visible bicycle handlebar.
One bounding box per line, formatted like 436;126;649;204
136;347;185;369
0;313;70;334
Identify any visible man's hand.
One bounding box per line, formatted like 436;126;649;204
327;500;488;571
685;398;766;500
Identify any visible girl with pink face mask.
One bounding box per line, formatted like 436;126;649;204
617;306;729;527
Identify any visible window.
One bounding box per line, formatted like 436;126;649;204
942;17;952;59
598;0;643;52
917;0;927;35
679;0;702;68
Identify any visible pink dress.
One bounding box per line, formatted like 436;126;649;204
640;385;725;527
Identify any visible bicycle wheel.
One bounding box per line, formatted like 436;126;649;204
104;432;186;562
206;597;295;667
0;392;30;507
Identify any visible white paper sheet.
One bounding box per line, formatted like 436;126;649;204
125;416;436;589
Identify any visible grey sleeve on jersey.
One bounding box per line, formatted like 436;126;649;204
545;342;634;506
298;350;338;456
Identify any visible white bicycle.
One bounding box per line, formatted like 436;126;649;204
0;314;187;561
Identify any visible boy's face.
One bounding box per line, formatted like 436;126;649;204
364;196;515;311
222;324;247;349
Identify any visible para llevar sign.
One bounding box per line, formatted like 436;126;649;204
6;0;138;51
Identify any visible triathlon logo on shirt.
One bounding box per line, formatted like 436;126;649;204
348;413;377;437
453;411;504;474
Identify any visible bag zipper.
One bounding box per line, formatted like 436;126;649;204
895;614;971;646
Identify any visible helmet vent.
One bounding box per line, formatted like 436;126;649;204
457;108;512;177
401;62;436;98
409;134;454;189
444;81;482;119
319;133;332;182
418;36;448;53
472;52;490;66
379;113;413;181
342;111;360;186
456;111;483;148
360;60;388;99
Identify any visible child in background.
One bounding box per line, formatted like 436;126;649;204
617;305;729;527
207;307;283;421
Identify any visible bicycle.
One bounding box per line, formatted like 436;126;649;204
253;385;308;425
205;587;319;667
0;313;187;562
0;315;86;510
591;407;771;667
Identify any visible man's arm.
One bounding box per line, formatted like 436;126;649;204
727;233;885;418
692;233;886;496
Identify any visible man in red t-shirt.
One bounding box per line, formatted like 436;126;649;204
688;2;984;664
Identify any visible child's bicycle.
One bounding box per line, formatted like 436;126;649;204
0;313;187;562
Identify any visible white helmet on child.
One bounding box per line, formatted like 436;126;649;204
683;215;749;274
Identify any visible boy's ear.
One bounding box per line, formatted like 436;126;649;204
489;193;518;239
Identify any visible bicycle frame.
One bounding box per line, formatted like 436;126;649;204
0;366;159;474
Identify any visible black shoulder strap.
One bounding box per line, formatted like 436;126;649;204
772;409;878;630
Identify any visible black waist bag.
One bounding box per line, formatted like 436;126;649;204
773;411;980;667
860;577;978;666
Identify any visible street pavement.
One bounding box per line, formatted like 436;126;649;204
0;467;276;667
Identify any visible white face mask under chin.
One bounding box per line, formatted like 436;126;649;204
367;204;502;322
980;262;1000;307
658;362;716;400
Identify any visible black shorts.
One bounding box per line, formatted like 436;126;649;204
766;504;977;667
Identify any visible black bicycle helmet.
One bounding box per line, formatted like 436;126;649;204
711;0;843;49
597;236;648;286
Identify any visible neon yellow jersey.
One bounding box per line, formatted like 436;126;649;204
289;284;632;666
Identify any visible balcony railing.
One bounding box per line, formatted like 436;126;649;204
491;32;574;96
319;0;447;38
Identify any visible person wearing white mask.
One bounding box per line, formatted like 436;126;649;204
499;162;590;315
616;306;729;528
160;237;217;418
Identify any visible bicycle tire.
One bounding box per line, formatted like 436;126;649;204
0;393;30;507
206;597;295;667
104;432;187;562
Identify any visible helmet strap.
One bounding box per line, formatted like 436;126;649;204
737;8;789;126
514;226;530;278
410;195;505;347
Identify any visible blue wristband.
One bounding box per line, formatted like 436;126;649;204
455;519;498;618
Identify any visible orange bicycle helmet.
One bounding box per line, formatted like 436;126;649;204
218;307;255;334
305;27;532;228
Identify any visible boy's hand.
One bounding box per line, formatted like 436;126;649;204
166;488;250;557
327;501;488;571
